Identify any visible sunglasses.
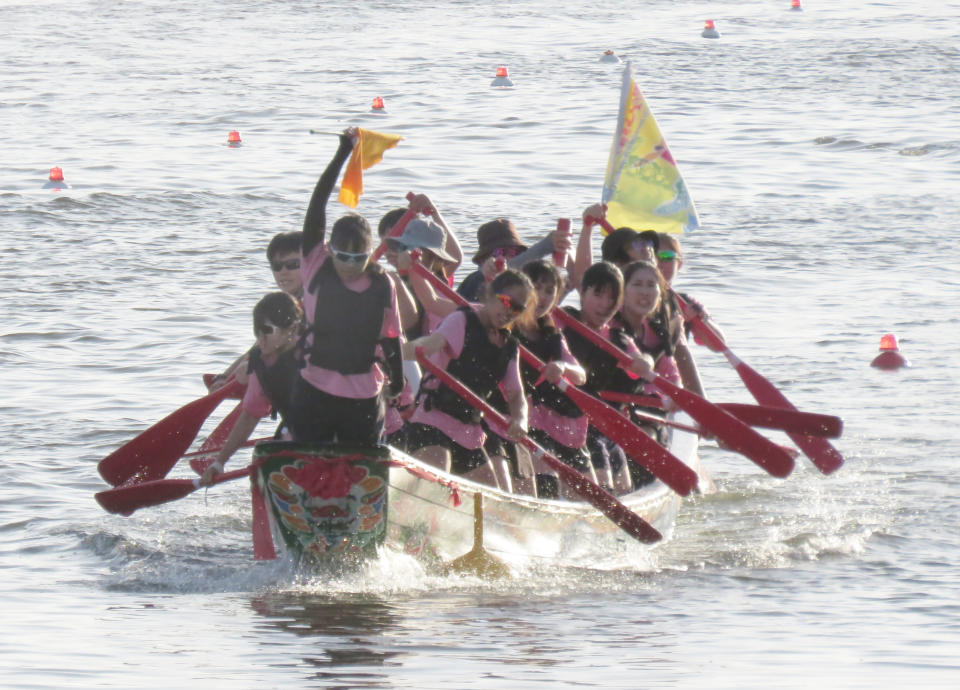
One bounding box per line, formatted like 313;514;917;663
255;323;277;336
494;292;525;315
491;246;522;260
271;258;300;272
657;250;680;261
332;249;370;264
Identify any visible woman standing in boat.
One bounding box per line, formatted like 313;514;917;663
199;292;303;485
286;128;405;445
401;269;535;489
514;260;590;499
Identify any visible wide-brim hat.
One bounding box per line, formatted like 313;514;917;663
386;218;456;263
472;218;526;264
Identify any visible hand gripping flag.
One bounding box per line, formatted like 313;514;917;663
338;128;403;208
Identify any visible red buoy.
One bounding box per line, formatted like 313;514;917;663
227;130;242;147
491;66;513;88
49;166;64;181
871;333;909;370
791;0;803;10
702;19;721;38
371;97;386;113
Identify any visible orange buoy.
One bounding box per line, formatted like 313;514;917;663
491;65;513;88
370;96;386;113
871;333;910;370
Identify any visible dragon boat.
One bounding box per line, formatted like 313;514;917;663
248;413;702;570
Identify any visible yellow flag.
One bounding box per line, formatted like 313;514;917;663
602;64;698;234
338;128;403;208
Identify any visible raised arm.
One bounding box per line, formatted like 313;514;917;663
301;130;356;255
571;203;604;291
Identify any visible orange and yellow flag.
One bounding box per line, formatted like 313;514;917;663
338;128;403;208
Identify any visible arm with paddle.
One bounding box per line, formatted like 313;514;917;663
551;307;796;478
415;348;662;544
407;259;700;496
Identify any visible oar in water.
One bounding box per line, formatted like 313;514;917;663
415;348;663;545
97;377;246;487
595;391;842;438
675;294;844;474
551;308;795;478
95;466;251;516
409;260;698;496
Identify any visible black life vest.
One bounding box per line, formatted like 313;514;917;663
419;306;518;424
400;273;429;341
516;318;583;419
561;307;637;395
306;258;390;374
247;346;300;424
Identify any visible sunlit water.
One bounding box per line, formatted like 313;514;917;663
2;0;959;687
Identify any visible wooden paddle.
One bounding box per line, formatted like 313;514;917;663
595;391;842;438
409;260;698;496
676;295;844;474
551;308;795;478
95;466;251;516
97;377;246;487
415;348;662;544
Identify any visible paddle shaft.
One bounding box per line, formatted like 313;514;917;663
415;348;662;544
596;391;841;438
551;308;794;478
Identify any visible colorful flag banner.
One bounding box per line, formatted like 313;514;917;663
338;128;403;208
601;63;699;234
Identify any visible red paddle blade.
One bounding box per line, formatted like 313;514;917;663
729;356;844;474
716;403;842;438
653;377;795;478
563;385;698;496
95;467;250;516
96;478;199;515
97;379;243;486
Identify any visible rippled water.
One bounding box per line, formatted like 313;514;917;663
3;1;959;687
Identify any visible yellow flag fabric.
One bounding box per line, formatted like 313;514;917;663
338;128;403;208
601;63;698;234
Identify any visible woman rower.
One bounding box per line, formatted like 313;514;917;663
286;128;405;445
401;269;535;489
514;260;590;499
561;262;655;493
199;292;303;485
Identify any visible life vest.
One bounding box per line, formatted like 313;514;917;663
400;273;429;341
561;307;636;395
419;306;518;424
305;258;390;374
247;346;300;423
516;317;582;419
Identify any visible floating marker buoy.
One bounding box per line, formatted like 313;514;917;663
791;0;803;10
227;130;242;147
491;66;513;88
370;96;386;113
599;50;621;64
43;166;70;189
702;19;721;39
870;333;910;370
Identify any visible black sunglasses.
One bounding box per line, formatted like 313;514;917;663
332;249;370;264
255;323;276;336
271;258;300;272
